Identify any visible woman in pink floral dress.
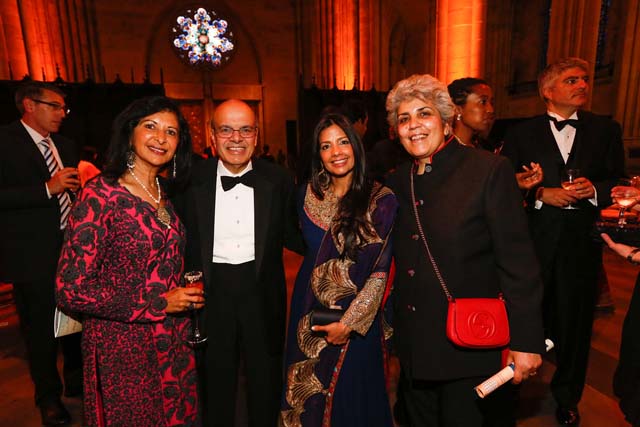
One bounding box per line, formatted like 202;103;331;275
56;96;202;426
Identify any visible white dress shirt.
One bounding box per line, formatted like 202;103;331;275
548;111;578;164
212;161;255;264
535;111;597;209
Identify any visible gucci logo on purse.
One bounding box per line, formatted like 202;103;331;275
446;297;510;348
468;311;497;339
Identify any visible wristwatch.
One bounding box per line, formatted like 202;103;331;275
626;247;640;265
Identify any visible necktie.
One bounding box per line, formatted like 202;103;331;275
547;115;579;131
221;170;256;191
40;139;72;228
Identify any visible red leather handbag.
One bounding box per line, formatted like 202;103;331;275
410;164;510;349
446;296;510;348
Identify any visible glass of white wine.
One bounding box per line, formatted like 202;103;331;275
560;168;581;208
612;179;640;227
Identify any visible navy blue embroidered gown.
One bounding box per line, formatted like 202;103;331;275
281;183;397;427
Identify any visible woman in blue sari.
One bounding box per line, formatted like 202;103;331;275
280;113;397;427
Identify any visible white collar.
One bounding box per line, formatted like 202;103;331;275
217;160;253;177
21;120;51;144
547;110;578;121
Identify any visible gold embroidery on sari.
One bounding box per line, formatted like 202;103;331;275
311;258;357;307
281;315;329;426
284;359;324;411
340;275;387;335
280;407;304;427
382;314;393;341
304;184;338;231
297;313;328;359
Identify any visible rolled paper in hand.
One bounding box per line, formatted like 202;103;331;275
475;339;554;398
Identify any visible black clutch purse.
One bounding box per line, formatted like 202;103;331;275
309;307;344;330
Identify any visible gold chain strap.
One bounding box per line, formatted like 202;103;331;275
409;162;454;302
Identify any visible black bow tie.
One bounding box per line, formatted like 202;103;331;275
547;115;579;131
221;170;256;191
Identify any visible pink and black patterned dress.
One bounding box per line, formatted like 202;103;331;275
56;175;198;427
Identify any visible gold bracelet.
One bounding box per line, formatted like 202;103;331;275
626;247;640;265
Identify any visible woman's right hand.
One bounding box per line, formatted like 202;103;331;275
164;287;205;314
601;233;636;259
311;322;352;345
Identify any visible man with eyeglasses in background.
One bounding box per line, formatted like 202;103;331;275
0;81;82;425
177;99;303;427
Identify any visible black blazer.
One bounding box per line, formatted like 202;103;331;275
179;157;303;353
388;142;545;381
502;111;625;257
0;120;78;282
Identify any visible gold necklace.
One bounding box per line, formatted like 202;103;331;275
454;134;474;147
127;168;171;229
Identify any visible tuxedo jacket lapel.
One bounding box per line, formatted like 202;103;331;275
568;111;592;170
253;163;273;277
536;117;565;184
12;122;51;179
194;159;217;285
51;134;74;168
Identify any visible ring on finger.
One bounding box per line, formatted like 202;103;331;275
188;302;195;310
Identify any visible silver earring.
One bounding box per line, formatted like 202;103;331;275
172;156;177;179
456;113;462;121
126;150;135;169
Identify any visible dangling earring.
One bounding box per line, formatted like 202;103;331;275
456;113;462;121
126;150;136;169
317;166;330;189
172;156;177;179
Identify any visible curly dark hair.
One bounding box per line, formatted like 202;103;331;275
309;113;374;261
102;96;192;194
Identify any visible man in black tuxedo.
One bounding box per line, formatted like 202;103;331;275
180;99;303;427
0;81;82;425
502;58;625;425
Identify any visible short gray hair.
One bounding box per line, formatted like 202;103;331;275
538;57;589;102
386;74;455;128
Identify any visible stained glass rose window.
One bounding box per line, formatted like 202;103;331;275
172;7;235;68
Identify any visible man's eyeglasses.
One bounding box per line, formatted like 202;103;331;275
30;98;70;115
214;126;257;139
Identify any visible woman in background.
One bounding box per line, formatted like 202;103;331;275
448;77;543;190
56;96;202;426
448;77;496;151
281;113;397;427
601;184;640;426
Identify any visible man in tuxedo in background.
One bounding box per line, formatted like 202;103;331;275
502;58;625;425
0;81;82;425
179;99;303;427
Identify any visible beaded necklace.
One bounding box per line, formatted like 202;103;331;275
128;167;171;228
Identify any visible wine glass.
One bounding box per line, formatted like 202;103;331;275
183;270;207;346
560;168;581;208
612;179;640;227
